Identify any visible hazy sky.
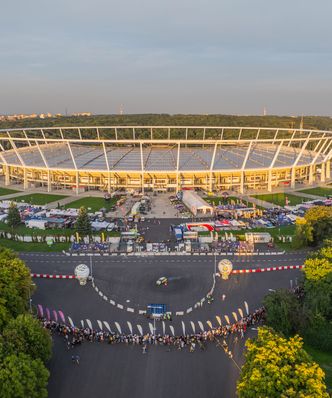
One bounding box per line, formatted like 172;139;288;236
1;0;332;115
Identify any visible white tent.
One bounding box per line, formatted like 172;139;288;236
182;191;214;216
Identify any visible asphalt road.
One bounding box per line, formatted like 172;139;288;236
22;252;306;398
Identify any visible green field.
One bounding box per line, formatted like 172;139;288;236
252;193;308;207
64;196;118;212
13;193;68;205
305;345;332;391
0;239;70;252
228;225;296;250
0;221;121;238
0;187;20;196
205;196;254;207
299;187;332;197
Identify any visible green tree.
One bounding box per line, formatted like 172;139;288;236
0;353;49;398
263;289;301;337
304;206;332;245
75;206;91;236
303;250;332;322
292;217;313;248
6;202;21;230
0;252;34;330
2;314;52;364
237;327;329;398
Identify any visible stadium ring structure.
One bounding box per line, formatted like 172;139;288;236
0;126;331;194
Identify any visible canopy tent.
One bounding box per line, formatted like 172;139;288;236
182;191;214;216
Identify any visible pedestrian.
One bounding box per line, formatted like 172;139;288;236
222;294;226;301
142;344;147;354
72;355;80;365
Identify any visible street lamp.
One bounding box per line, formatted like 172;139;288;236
28;282;36;314
89;255;93;280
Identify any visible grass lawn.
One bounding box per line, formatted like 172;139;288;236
0;187;20;196
13;193;68;205
64;196;118;212
0;239;70;252
205;196;254;207
305;345;332;391
0;221;121;238
227;225;296;251
298;187;332;197
252;193;308;207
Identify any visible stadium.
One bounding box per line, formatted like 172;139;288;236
0;126;331;194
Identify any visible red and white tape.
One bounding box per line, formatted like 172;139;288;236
232;265;304;274
30;265;303;280
31;273;76;279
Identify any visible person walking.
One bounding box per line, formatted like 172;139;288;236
71;355;80;365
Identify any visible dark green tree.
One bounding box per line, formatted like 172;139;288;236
75;206;91;236
6;202;21;230
2;314;52;364
263;289;302;337
0;353;49;398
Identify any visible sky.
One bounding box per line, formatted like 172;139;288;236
1;0;332;116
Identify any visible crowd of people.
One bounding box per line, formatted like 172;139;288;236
39;307;265;353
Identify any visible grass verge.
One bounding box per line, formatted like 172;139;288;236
252;193;308;207
13;193;68;205
304;345;332;392
64;196;118;212
298;187;332;197
0;222;121;238
0;187;20;196
205;196;254;207
0;239;70;252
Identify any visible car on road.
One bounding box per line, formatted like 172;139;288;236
156;277;168;286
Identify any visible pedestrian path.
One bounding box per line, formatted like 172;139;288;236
290;191;325;200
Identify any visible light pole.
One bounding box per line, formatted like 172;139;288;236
28;282;36;314
89;255;93;280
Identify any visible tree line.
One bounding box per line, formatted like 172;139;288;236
237;208;332;397
1;113;332;132
0;247;51;398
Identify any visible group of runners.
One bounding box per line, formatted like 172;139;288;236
39;306;265;354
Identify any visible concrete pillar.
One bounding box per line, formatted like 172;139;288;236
23;169;28;190
141;173;144;194
321;163;326;183
290;167;296;189
326;160;331;179
308;165;314;185
76;171;79;195
47;170;51;193
240;172;244;194
108;174;111;194
267;170;272;192
5;166;10;186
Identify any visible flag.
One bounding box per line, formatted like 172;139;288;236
52;310;58;322
37;304;44;318
58;310;66;323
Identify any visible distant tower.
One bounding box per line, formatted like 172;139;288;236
263;106;267;116
300;115;304;130
119;104;124;115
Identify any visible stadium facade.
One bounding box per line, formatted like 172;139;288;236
0;126;331;194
